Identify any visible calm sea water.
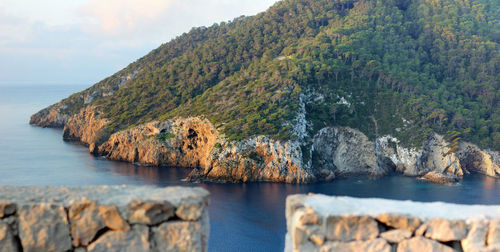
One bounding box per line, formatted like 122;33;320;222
0;85;499;251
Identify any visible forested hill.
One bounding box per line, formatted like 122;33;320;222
35;0;500;150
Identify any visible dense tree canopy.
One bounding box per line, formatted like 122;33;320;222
59;0;500;150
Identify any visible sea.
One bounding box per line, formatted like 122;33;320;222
0;84;499;251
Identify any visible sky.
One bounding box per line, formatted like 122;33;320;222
0;0;279;86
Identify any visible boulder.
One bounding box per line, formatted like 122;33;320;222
420;171;460;184
376;214;421;232
424;218;467;242
380;229;412;243
87;225;150;252
127;200;175;225
325;216;379;242
69;201;130;247
18;204;72;252
0;201;16;218
397;237;453;252
488;219;500;247
461;220;489;252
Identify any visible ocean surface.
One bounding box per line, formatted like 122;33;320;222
0;84;499;251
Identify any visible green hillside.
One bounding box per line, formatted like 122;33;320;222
51;0;500;150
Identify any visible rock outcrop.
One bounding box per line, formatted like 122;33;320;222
0;186;210;252
285;194;500;252
96;118;316;183
30;102;499;184
29;103;70;128
62;106;110;149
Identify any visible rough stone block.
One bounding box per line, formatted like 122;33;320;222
397;237;454;252
320;238;391;252
380;229;412;243
424;218;467;242
325;216;379;242
87;224;150;252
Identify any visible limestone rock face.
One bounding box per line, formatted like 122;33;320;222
419;133;463;178
461;220;489;252
397;237;454;252
153;221;205;252
18;204;72;252
325;216;379;242
312;127;383;176
380;229;412;243
97;118;316;183
29;104;69;128
0;222;19;252
424;218;467;242
320;238;391;252
87;225;150;252
457;142;500;178
375;136;421;176
69;201;130;247
127;200;175;225
376;214;421;232
63;106;109;147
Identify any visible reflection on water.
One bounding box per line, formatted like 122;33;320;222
1;85;499;252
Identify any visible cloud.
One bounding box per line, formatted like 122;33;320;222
80;0;176;37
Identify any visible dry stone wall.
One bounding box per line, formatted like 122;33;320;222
0;186;209;252
286;194;500;252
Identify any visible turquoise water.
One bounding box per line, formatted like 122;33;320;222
1;85;499;251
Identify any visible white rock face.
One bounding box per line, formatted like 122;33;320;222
286;194;500;252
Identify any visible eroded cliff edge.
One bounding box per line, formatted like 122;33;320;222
30;105;499;184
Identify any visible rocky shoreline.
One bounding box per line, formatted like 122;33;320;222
30;105;499;184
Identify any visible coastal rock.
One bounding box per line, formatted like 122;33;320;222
127;200;175;225
375;136;421;176
29;104;70;128
397;237;454;252
0;201;16;218
325;216;379;242
63;106;110;147
69;201;130;247
320;238;391;252
380;229;412;243
312;127;384;176
97;118;315;183
419;133;463;177
376;214;421;232
87;225;150;252
18;204;72;252
424;218;467;242
457;142;500;178
152;221;205;252
0;222;19;252
420;171;460;184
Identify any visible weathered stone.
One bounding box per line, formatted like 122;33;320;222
462;221;489;252
1;215;18;236
0;222;19;252
298;208;323;226
0;201;16;218
420;171;460;184
415;223;427;236
175;196;208;221
376;214;422;232
153;221;204;252
488;219;500;247
424;218;467;242
99;205;130;231
127;200;174;225
325;216;379;242
293;224;325;249
69;201;130;247
18;204;72;252
88;225;150;252
380;229;412;243
397;237;454;252
320;238;391;252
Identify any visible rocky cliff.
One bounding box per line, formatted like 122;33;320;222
49;104;499;184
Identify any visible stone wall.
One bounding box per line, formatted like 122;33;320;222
286;194;500;252
0;186;209;252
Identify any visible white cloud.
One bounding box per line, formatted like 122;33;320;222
80;0;176;37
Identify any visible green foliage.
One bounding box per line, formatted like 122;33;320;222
157;133;175;142
58;0;499;150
